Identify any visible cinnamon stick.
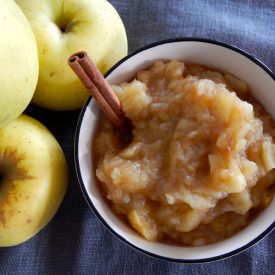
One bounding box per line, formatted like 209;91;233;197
68;51;128;129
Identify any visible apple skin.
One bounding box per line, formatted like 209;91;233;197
0;114;68;247
0;0;39;128
16;0;128;111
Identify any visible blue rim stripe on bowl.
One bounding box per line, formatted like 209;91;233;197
74;37;275;263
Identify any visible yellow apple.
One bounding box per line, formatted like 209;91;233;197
16;0;128;111
0;114;68;247
0;0;39;128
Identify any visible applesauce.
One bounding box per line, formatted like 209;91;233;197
93;60;275;246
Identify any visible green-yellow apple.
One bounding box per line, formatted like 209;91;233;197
16;0;128;111
0;0;39;128
0;114;68;247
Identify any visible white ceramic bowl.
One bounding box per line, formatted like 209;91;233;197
75;38;275;263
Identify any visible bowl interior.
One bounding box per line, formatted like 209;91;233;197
76;40;275;261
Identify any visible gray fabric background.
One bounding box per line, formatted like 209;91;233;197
1;0;274;274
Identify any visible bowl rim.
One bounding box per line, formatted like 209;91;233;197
74;37;275;263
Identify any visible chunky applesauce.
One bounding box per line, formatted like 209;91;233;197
93;61;275;246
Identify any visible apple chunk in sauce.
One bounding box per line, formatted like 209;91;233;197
93;61;275;246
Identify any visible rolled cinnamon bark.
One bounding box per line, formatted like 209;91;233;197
68;52;128;129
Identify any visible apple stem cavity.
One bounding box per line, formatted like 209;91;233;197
0;159;7;184
0;171;3;184
0;148;33;183
56;17;74;33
